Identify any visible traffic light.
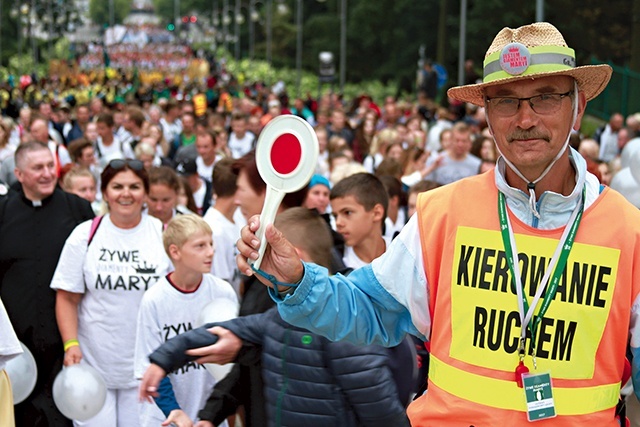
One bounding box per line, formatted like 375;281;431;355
166;23;175;31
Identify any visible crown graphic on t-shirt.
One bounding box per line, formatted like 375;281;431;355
134;261;157;274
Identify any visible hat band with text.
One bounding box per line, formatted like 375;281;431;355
483;44;576;83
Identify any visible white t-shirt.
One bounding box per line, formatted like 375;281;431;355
50;214;172;389
48;140;71;168
383;209;407;241
425;152;482;185
196;156;216;183
0;145;15;163
202;207;242;295
342;236;391;270
96;135;125;168
160;118;182;145
192;178;208;214
228;132;255;159
0;298;21;370
134;274;237;427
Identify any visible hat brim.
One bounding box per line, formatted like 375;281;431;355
447;64;612;106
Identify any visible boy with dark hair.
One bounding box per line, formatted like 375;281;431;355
203;158;242;294
228;112;255;159
95;112;124;167
330;173;389;268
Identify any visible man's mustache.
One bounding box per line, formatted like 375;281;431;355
507;129;550;142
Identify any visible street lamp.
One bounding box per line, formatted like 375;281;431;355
264;0;288;65
223;0;230;52
316;0;346;91
339;0;346;92
10;4;31;66
295;0;302;97
174;0;180;38
266;0;272;64
248;0;258;59
234;0;241;59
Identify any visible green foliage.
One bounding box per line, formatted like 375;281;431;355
219;49;400;102
52;38;71;61
89;0;131;26
152;0;215;23
580;115;606;139
6;54;48;77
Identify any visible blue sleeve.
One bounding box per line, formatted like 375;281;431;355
154;376;180;417
268;262;426;347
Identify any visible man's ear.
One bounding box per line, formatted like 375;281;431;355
573;91;588;132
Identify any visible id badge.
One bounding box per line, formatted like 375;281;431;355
522;372;556;422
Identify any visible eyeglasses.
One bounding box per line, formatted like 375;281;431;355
107;159;144;171
485;91;572;117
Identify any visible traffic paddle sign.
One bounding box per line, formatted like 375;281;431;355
250;115;319;269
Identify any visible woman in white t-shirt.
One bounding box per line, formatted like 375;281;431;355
51;159;172;427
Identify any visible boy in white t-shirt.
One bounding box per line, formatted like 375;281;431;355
330;173;389;269
134;215;237;427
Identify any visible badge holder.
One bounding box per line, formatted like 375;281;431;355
522;371;556;422
249;115;319;270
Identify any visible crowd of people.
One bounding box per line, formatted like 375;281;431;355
80;43;194;72
0;20;639;427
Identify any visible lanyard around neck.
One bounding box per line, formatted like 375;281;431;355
498;186;585;360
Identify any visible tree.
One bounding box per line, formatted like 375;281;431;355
89;0;131;26
632;0;640;72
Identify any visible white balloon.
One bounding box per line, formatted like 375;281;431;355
53;364;107;421
610;167;640;208
620;138;640;169
197;298;239;381
204;362;234;381
5;342;37;404
196;298;238;327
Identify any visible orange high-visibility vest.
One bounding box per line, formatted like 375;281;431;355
407;170;640;426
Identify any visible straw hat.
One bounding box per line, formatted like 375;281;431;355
448;22;612;106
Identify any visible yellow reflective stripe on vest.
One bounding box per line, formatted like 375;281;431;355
430;355;620;415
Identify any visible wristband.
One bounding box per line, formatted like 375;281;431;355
64;339;79;352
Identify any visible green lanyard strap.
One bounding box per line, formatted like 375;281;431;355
498;186;585;357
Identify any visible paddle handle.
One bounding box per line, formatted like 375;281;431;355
249;185;285;270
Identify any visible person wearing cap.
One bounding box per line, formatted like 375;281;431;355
235;22;640;425
176;157;212;216
303;174;331;215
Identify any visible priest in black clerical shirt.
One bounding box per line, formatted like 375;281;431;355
0;141;94;427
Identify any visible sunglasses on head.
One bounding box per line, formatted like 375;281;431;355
107;159;144;171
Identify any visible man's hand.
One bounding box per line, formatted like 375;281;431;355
185;326;242;365
162;409;193;427
236;215;304;288
63;346;82;366
139;364;166;402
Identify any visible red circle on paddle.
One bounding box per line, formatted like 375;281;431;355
270;133;302;175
